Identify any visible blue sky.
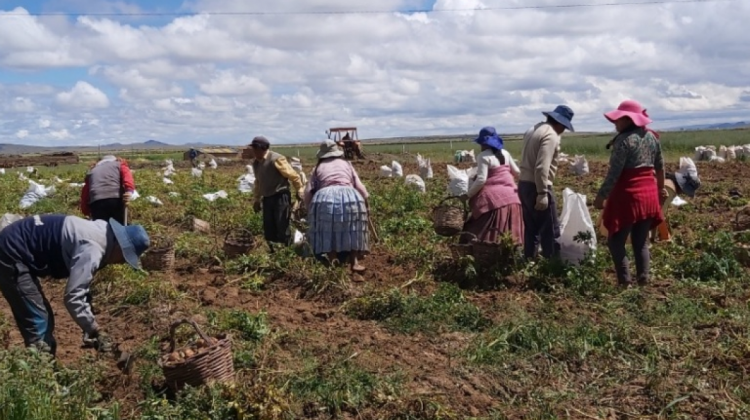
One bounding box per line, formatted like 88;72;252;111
1;0;749;146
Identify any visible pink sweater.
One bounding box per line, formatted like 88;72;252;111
303;159;369;207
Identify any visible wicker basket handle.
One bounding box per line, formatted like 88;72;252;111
224;228;253;242
167;318;213;353
456;231;477;241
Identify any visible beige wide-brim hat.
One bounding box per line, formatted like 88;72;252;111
317;140;344;159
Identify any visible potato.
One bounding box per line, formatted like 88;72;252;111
184;348;195;358
167;351;180;362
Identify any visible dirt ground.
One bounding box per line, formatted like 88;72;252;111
1;158;747;418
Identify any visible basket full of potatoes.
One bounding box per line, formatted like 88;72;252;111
158;319;235;391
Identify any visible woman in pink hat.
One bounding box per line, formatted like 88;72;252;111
594;100;667;287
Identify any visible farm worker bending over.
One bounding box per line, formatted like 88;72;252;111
0;215;150;356
250;136;305;252
652;162;700;242
594;100;665;287
81;155;135;224
304;140;370;273
518;105;575;260
459;127;523;247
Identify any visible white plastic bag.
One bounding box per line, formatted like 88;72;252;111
557;188;597;265
146;196;163;206
379;165;392;178
671;196;688;207
203;190;228;201
191;168;203;177
19;181;55;209
405;174;426;193
293;229;305;244
130;190;141;201
163;177;174;185
391;161;403;178
238;173;255;193
447;165;469;197
572;155;589;176
209;159;218;169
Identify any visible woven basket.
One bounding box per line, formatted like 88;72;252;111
141;237;175;272
472;231;518;267
448;232;475;260
432;196;466;237
223;229;255;258
159;319;234;391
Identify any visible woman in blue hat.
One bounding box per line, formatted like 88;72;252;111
459;127;524;248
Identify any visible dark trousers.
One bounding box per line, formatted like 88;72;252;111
262;191;292;247
90;198;125;224
608;219;652;285
518;181;560;259
0;261;56;355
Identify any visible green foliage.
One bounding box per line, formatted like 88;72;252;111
675;231;745;282
344;283;491;334
0;349;120;420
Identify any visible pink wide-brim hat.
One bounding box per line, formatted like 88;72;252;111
604;100;653;127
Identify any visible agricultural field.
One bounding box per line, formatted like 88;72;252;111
1;131;750;419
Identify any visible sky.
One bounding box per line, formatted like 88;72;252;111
0;0;749;146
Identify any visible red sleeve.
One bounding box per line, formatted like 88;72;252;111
120;161;135;192
80;176;91;216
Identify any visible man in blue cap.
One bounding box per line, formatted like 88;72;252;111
0;214;150;356
518;105;575;260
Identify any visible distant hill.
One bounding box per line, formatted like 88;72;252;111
0;139;219;155
669;121;750;131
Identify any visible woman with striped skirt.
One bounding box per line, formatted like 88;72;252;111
303;140;370;273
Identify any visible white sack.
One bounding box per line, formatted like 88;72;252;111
0;168;6;175
209;159;218;169
391;160;404;178
191;168;203;177
68;183;84;188
203;190;228;201
163;177;174;184
719;145;728;159
694;146;706;162
19;181;55;209
198;162;206;170
130;190;140;201
447;165;470;197
557;188;597;265
405;174;426;193
417;154;434;179
379;165;392;177
727;146;737;161
26;166;34;173
168;192;180;197
293;229;305;245
572;155;589;176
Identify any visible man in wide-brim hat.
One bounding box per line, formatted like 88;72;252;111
518;105;575;260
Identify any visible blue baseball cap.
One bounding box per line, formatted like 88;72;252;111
109;218;150;269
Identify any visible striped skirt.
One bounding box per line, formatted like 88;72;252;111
308;185;370;255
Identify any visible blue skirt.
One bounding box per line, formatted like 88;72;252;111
308;186;370;254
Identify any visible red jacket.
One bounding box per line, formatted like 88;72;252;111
80;158;135;216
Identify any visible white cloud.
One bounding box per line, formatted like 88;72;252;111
55;81;110;109
0;0;749;145
15;129;28;138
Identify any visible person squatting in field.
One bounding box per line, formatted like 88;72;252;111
594;100;665;287
250;136;305;252
304;140;371;273
0;214;149;356
459;127;524;246
80;155;135;224
518;105;576;260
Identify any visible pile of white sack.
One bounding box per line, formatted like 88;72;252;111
694;144;750;163
379;161;404;178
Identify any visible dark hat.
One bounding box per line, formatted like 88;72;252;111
250;136;270;149
542;105;575;132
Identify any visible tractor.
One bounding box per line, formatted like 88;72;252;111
326;127;365;160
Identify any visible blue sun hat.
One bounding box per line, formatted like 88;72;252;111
475;126;504;150
542;105;575;132
108;218;150;269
